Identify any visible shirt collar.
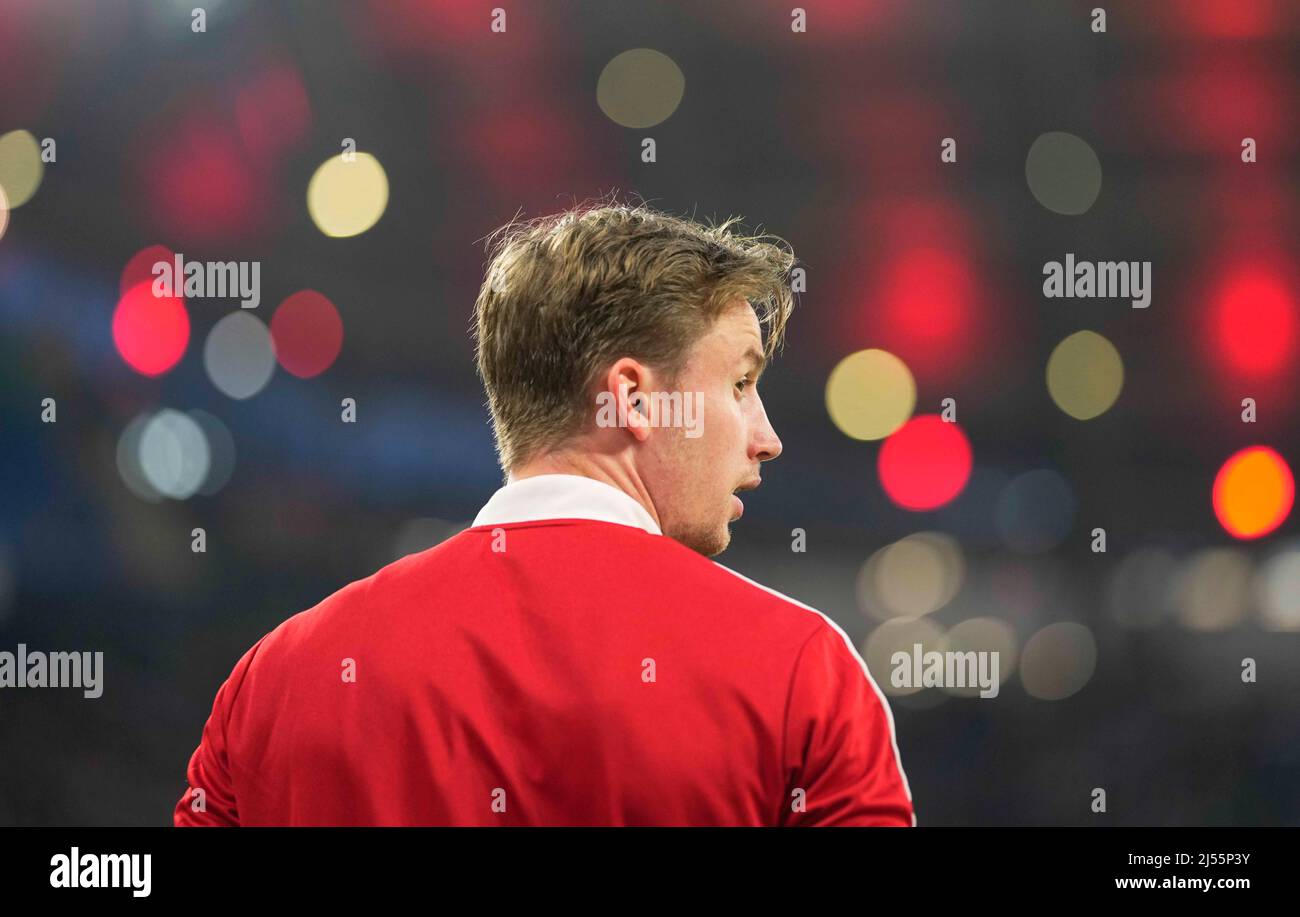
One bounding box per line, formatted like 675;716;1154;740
472;473;663;536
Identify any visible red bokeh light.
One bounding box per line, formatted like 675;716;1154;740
112;281;189;377
460;104;599;201
878;415;973;511
841;197;992;382
119;244;175;296
1208;262;1296;377
1154;0;1282;39
879;246;974;354
140;107;266;243
1122;55;1286;153
270;290;344;378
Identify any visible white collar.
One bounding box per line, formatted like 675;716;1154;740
472;473;663;536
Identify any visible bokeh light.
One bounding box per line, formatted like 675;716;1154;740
141;108;267;243
857;531;965;621
825;348;915;441
1212;446;1294;540
1170;548;1252;631
204;312;277;399
1019;623;1096;700
120;244;177;296
188;409;237;496
940;617;1018;698
139;409;211;500
877;247;976;372
1255;539;1300;631
120;409;233;501
271;290;344;378
862;616;948;698
1157;0;1283;38
116;413;163;503
1046;330;1124;420
596;49;685;129
0;129;45;208
307;151;389;238
843;197;996;382
0;183;9;242
112;282;190;376
1025;131;1102;216
1126;60;1285;154
1208;263;1296;378
878;415;973;511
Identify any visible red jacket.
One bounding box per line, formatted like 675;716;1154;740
174;474;914;826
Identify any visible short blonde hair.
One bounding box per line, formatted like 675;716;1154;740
472;195;798;471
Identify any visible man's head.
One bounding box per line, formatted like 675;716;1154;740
472;197;797;555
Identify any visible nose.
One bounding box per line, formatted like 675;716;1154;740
751;399;782;463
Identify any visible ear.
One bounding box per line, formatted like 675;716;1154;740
601;357;655;443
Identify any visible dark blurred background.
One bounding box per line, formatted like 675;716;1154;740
1;0;1298;825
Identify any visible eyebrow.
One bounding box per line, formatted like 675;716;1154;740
742;347;767;380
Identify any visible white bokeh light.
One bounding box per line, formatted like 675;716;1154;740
205;312;276;399
139;409;210;499
1255;540;1300;631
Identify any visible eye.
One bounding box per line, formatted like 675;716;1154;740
735;377;752;394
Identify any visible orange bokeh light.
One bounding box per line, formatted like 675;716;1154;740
1212;446;1294;540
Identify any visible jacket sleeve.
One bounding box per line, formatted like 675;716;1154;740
173;637;266;827
781;621;915;827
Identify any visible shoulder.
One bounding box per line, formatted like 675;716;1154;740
246;569;375;662
707;556;864;654
250;528;854;657
639;535;849;645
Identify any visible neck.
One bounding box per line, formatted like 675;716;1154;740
508;450;661;531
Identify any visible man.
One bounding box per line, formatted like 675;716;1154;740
174;200;915;826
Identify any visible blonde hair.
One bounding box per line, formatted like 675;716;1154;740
473;194;798;471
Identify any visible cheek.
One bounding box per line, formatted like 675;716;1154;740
677;395;731;486
703;393;743;449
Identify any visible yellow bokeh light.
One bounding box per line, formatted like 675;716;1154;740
858;532;964;621
307;152;389;238
825;348;916;440
596;49;685;129
1171;548;1252;631
1046;330;1123;420
939;617;1018;697
862;616;947;697
1019;622;1096;700
0;129;45;209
